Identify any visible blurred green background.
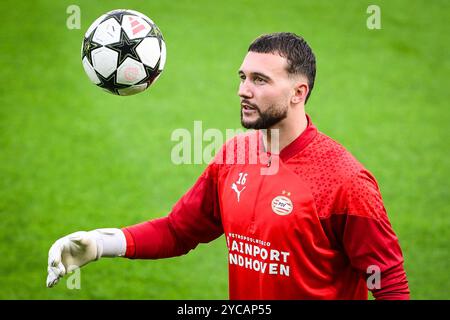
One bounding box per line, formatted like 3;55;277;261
0;0;449;299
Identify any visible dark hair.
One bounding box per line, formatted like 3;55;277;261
248;32;316;103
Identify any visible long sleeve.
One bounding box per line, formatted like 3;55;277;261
122;161;224;259
338;170;410;299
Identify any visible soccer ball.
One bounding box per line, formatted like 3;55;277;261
81;9;166;96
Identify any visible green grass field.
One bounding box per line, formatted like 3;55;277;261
0;0;449;299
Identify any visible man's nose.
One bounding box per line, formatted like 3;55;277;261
238;80;253;99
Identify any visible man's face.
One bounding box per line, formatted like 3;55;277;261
238;52;294;129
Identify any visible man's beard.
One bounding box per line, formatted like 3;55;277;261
241;103;288;129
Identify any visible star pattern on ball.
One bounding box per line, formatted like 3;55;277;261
107;10;128;25
82;32;102;66
149;25;163;38
96;72;129;95
137;66;161;86
106;28;143;66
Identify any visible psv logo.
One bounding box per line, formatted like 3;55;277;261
271;195;293;215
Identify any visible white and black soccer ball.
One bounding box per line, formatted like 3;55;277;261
81;9;166;96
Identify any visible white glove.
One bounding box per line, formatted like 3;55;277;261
46;228;126;288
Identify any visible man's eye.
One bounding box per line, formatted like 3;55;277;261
254;77;265;84
239;75;246;82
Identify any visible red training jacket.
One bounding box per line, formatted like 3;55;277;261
122;115;409;299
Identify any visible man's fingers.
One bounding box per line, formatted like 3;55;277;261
46;231;91;289
46;265;63;288
48;241;64;267
53;262;66;277
46;269;58;287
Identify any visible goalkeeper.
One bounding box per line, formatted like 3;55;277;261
47;32;410;299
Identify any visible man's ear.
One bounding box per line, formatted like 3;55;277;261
291;81;309;104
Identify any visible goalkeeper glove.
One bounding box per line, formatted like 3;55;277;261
46;228;126;288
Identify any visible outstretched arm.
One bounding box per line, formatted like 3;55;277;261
123;162;224;259
46;160;224;287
